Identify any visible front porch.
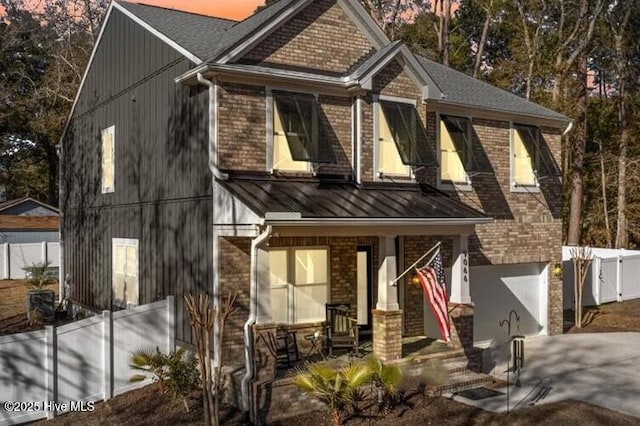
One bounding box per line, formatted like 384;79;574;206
248;231;480;384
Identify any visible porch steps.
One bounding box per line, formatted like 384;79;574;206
398;348;497;395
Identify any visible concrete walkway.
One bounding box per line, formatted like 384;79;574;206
450;333;640;418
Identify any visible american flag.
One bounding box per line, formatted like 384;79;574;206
415;249;450;343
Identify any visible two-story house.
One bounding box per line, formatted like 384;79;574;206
60;0;569;416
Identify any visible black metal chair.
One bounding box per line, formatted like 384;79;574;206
325;303;360;357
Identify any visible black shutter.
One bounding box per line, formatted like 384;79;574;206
380;101;437;167
273;92;336;163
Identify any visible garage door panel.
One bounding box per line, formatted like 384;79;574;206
471;263;546;343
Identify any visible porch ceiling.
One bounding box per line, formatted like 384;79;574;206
218;174;492;230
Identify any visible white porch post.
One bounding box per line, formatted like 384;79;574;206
373;235;402;361
450;234;471;304
255;245;271;324
376;235;399;311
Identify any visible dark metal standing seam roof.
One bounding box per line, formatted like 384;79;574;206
219;177;490;221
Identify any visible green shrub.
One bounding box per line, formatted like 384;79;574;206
130;347;200;397
23;262;56;289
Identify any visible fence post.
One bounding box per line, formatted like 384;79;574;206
41;241;47;265
617;255;623;302
3;243;9;279
103;310;113;401
593;257;601;305
167;296;175;353
45;325;57;419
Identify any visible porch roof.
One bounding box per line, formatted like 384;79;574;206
218;175;492;225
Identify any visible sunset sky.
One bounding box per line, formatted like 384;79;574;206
0;1;266;21
133;0;265;20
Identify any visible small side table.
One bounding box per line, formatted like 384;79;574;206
303;333;326;363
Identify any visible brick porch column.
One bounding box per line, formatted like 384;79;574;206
448;303;474;350
373;235;402;361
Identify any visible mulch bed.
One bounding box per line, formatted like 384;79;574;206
564;298;640;333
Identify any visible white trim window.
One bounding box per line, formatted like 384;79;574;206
112;238;139;308
269;247;329;323
101;125;115;193
269;90;335;172
438;114;472;186
374;98;436;179
511;124;540;189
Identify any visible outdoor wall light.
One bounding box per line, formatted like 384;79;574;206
553;263;562;278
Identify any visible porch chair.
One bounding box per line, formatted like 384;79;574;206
325;303;360;357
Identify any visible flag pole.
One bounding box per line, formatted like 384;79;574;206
391;241;441;286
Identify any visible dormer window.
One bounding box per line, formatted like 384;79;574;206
375;99;436;178
271;91;335;172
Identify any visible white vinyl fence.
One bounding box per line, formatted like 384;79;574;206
0;297;174;426
0;242;60;279
562;247;640;309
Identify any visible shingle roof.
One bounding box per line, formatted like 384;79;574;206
0;197;59;214
416;56;568;122
220;176;490;221
116;1;569;123
117;2;235;61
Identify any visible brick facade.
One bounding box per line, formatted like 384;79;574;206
242;0;374;74
214;0;564;374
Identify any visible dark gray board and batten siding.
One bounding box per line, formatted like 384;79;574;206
62;9;212;343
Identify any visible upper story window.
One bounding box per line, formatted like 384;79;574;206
375;99;436;178
101;125;115;193
439;115;472;185
269;247;328;324
512;124;538;187
271;91;335;172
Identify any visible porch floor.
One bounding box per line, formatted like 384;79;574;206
276;335;454;377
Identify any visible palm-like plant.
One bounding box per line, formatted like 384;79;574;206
293;361;373;426
129;347;172;392
366;356;403;411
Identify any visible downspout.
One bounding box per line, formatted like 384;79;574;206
57;143;64;304
195;72;229;373
196;72;229;181
562;121;574;137
242;225;272;419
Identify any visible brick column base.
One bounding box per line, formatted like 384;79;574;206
448;303;474;350
372;309;403;361
252;323;277;382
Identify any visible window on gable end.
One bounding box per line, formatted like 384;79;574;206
377;100;437;177
102;126;115;193
272;91;336;172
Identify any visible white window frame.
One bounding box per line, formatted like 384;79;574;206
373;95;416;181
436;113;473;191
266;87;314;173
510;122;541;193
101;125;115;194
269;246;330;324
112;238;139;308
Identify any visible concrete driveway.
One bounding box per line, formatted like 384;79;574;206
453;332;640;418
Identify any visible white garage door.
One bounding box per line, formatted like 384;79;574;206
470;263;548;344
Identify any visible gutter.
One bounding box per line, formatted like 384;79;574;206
196;73;229;181
241;225;272;419
262;217;495;227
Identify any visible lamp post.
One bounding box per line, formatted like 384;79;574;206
499;309;525;413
